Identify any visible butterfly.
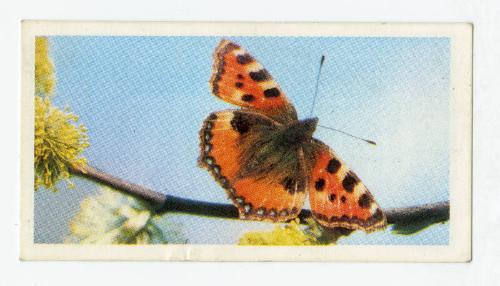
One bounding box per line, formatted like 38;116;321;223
198;39;387;232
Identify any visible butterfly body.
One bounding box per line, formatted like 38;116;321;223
199;40;387;232
280;117;319;146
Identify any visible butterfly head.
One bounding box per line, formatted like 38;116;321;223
280;117;319;146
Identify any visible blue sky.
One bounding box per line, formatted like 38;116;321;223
35;36;450;244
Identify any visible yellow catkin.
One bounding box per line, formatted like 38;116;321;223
238;219;320;246
35;37;55;96
34;37;89;191
34;96;89;191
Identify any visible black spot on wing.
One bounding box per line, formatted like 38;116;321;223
327;158;341;174
237;54;254;65
241;94;255;102
264;88;280;98
358;193;372;209
328;193;336;202
342;171;358;193
249;69;271;82
230;112;250;134
315;178;325;191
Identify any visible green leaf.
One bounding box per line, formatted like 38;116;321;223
391;219;448;235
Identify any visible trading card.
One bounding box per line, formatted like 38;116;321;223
20;21;472;261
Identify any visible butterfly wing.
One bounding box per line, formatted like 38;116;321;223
306;140;387;232
210;40;297;124
199;109;306;222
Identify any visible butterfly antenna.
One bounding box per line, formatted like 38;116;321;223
318;124;377;146
309;55;326;117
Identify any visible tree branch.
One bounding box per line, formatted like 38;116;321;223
70;165;449;233
71;165;167;207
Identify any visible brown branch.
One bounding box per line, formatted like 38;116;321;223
71;165;167;207
70;165;449;232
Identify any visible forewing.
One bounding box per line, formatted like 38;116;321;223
209;40;297;123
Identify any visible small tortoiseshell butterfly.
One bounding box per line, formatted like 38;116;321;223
199;40;387;232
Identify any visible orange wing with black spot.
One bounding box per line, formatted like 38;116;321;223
308;140;387;232
210;40;297;123
199;110;306;222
